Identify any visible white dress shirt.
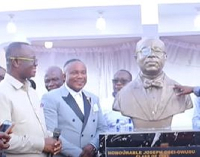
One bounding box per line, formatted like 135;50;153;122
65;85;84;114
0;74;49;157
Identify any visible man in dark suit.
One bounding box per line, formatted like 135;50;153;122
42;59;107;157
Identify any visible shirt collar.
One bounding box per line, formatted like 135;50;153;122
65;83;82;97
5;73;31;90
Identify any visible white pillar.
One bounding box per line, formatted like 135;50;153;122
140;1;159;38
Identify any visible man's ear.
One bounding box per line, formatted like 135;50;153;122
12;59;19;68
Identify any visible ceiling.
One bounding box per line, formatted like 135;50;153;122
0;1;200;47
31;37;140;48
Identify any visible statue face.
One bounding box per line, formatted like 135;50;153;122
136;39;166;76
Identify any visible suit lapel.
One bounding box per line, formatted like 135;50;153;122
131;77;152;119
62;93;84;122
82;93;91;131
156;76;174;119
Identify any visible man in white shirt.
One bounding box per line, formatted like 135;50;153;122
0;42;61;157
103;69;133;132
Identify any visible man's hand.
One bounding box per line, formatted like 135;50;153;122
79;144;96;157
173;84;193;96
43;137;62;155
0;132;11;150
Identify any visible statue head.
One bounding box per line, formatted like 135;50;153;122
135;38;167;77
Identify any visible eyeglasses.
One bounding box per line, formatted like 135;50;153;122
137;47;165;57
9;57;38;65
112;79;129;85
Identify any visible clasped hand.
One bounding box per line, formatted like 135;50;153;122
0;132;11;150
43;137;62;155
79;144;96;157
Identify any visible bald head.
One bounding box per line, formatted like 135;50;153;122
136;38;165;52
44;66;65;91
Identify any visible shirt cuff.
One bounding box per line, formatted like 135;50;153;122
90;143;97;154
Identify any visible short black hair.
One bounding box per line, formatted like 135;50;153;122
5;42;30;60
116;69;132;80
63;58;81;69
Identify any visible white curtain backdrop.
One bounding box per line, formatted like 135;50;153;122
16;37;200;129
33;42;138;99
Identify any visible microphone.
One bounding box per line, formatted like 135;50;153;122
53;128;61;140
48;128;61;157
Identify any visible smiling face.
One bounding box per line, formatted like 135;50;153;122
44;66;64;91
136;38;167;76
64;61;87;92
112;70;132;96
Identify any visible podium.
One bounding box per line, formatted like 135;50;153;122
99;130;200;157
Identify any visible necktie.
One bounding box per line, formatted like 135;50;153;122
143;79;163;89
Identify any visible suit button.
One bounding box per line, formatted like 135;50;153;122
82;134;84;137
91;134;93;137
93;119;95;122
72;119;75;122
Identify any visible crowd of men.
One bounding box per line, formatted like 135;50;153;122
0;38;199;157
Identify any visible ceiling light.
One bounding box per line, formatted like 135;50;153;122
194;8;200;28
44;41;53;49
6;14;17;34
96;12;106;31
